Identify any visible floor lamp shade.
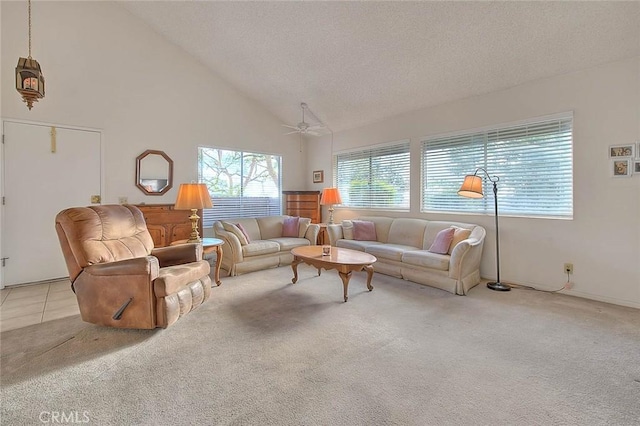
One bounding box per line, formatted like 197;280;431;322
320;188;342;224
457;175;484;198
175;183;213;242
457;169;510;292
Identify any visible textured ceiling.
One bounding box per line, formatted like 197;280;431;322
120;1;640;133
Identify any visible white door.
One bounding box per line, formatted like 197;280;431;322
2;120;101;286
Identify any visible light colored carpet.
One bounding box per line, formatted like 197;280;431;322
1;265;639;425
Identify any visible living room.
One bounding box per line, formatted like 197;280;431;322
1;1;639;425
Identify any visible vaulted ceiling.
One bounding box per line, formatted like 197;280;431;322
121;1;640;133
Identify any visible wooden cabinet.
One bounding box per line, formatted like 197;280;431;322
283;191;321;223
134;204;202;247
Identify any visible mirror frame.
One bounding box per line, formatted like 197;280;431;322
135;149;174;196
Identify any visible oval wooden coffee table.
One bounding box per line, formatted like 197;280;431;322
290;246;377;302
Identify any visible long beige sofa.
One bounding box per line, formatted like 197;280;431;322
213;216;320;276
327;217;486;295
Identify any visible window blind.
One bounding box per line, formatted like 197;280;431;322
198;148;282;226
422;114;573;218
335;140;410;210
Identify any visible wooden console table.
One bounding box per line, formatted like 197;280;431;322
135;204;202;247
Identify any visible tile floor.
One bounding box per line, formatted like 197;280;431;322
0;279;79;332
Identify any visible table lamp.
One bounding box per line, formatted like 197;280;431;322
320;188;342;224
174;183;213;243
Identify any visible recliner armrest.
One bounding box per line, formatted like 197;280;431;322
152;244;202;267
83;256;160;280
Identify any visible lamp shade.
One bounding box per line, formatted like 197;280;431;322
174;183;213;210
457;175;484;199
320;188;342;205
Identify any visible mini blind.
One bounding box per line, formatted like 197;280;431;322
422;114;573;218
335;140;410;210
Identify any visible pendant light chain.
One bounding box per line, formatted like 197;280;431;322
28;0;32;58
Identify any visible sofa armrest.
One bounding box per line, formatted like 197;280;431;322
327;224;343;246
448;237;484;280
213;227;244;263
152;243;202;267
305;224;320;244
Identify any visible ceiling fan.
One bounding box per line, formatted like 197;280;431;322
282;103;325;136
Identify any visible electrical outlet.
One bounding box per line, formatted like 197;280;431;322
564;263;573;274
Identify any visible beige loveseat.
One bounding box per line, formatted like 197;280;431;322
213;216;320;276
327;217;486;295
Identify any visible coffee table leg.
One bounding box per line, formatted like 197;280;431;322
339;271;352;302
364;264;374;291
214;246;223;286
291;257;301;284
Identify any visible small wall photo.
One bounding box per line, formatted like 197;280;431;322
609;144;634;158
611;159;631;177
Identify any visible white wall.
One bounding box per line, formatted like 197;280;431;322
1;1;304;206
309;57;640;308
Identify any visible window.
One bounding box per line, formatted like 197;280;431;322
421;113;573;218
198;147;282;226
334;140;410;210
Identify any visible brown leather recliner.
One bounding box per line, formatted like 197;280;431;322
55;204;211;329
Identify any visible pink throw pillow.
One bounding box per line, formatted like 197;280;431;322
428;227;455;254
282;216;300;237
235;223;251;244
353;220;377;241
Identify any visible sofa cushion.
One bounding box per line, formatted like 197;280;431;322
269;237;311;251
428;227;455;254
283;216;300;237
242;240;280;257
449;227;472;254
232;218;261;242
222;222;249;245
341;220;354;240
366;244;419;262
336;239;383;252
257;216;287;240
402;250;450;271
388;218;428;248
353;220;377;241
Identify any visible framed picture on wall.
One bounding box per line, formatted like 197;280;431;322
611;159;631;177
636;141;640;159
313;170;324;183
608;144;634;158
633;160;640;174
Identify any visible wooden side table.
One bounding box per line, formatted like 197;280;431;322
317;223;329;245
170;238;224;286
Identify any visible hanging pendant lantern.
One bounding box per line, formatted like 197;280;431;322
15;0;45;110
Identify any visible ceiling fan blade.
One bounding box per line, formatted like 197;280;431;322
307;125;325;131
284;130;300;135
307;131;322;136
282;124;301;131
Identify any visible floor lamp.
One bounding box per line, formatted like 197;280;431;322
457;168;510;291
